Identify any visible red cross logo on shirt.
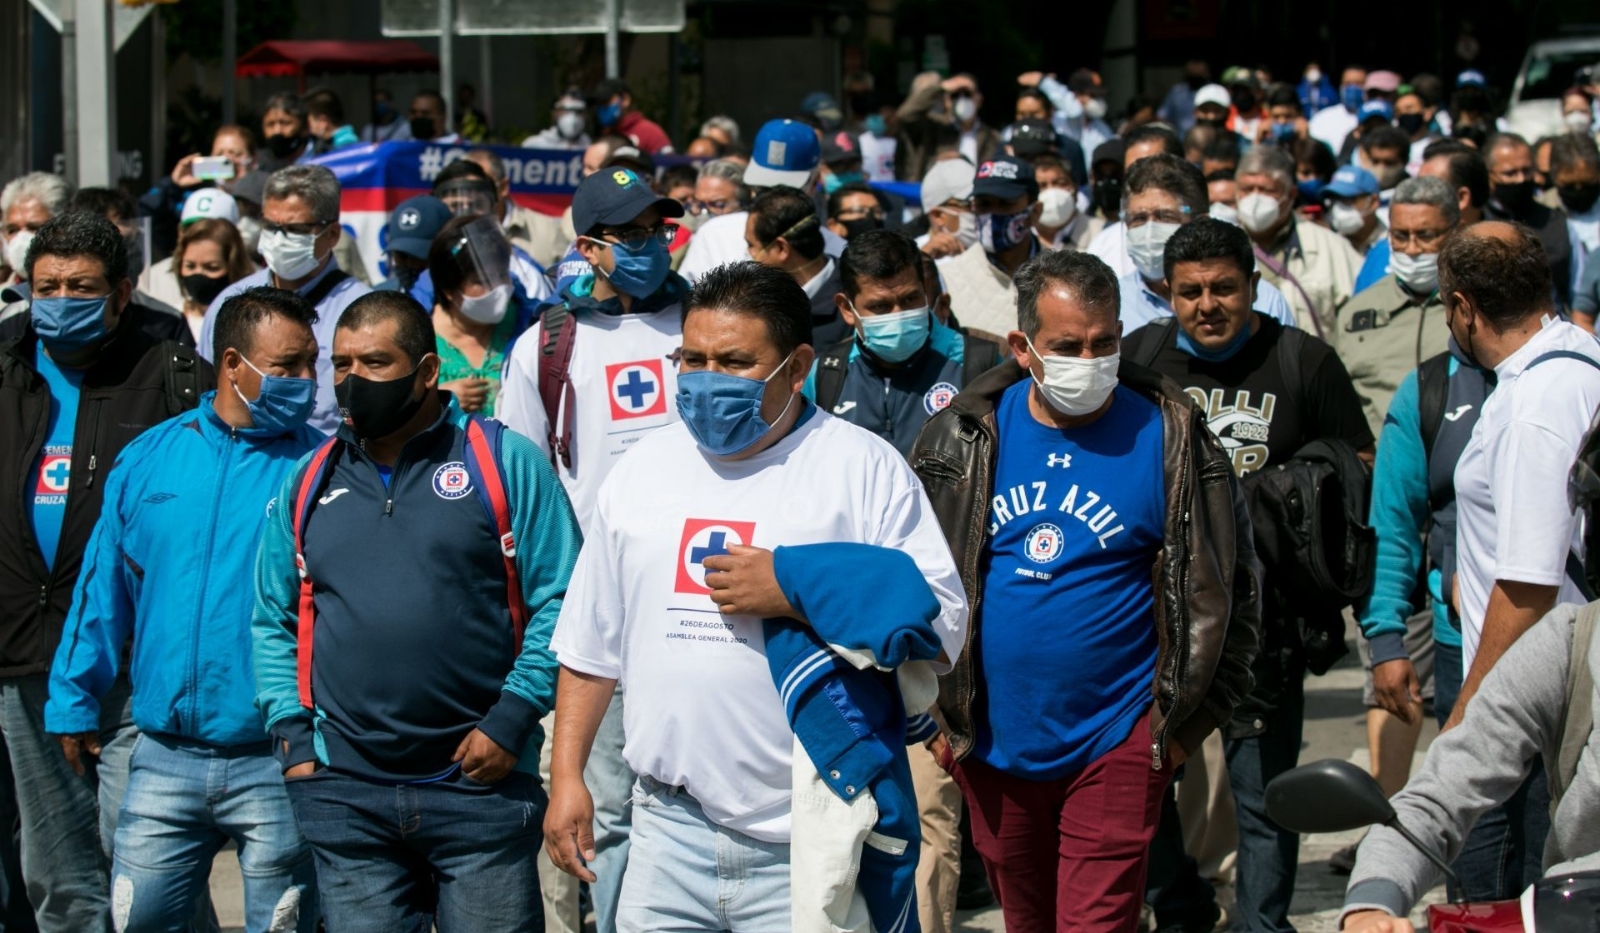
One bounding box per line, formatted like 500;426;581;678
674;519;758;595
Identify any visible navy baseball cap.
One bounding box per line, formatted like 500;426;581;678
1007;119;1060;159
819;130;861;166
1324;165;1379;199
973;156;1038;201
1359;99;1395;124
801;92;844;127
1456;69;1488;89
572;167;684;236
387;195;452;260
745;119;821;188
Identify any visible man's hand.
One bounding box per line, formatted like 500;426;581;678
283;761;318;779
910;71;944;94
1341;909;1413;933
543;778;598;882
453;728;518;784
58;733;101;776
442;377;491;413
921;230;967;259
1372;658;1423;723
941;75;976;96
701;545;806;621
170;153;204;189
1017;71;1046;88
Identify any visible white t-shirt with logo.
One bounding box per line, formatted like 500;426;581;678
551;410;968;842
1454;317;1600;669
498;304;683;534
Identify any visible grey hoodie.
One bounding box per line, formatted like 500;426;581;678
1343;602;1600;922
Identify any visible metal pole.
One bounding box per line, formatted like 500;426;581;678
76;0;115;186
438;0;453;124
61;0;78;186
604;0;620;79
222;0;237;126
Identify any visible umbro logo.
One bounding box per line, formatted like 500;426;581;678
143;492;177;504
318;488;350;505
1046;453;1072;468
1443;404;1473;422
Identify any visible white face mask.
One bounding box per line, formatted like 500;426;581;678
1236;192;1284;234
258;228;322;281
458;283;512;324
1025;335;1120;416
1126;220;1182;281
1390;250;1439;294
1328;201;1367;236
952;210;979;249
557;112;586;140
5;231;34;279
1210;203;1239;226
952;97;977;124
1036;187;1078;229
1084;97;1109;121
1565;111;1594;134
1305;68;1323;84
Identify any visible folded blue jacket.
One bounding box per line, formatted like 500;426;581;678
766;542;943;933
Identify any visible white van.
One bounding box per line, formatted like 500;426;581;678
1508;36;1600;140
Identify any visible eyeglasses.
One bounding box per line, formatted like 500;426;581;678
1123;207;1191;227
1390;228;1450;247
685;198;742;216
834;206;885;222
260;220;333;238
597;223;677;249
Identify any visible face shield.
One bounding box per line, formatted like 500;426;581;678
435;177;498;219
445;216;515;324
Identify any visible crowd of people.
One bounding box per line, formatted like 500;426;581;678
0;49;1599;933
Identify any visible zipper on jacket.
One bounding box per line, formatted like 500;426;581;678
82;400;105;490
882;378;892;441
1151;404;1197;772
187;425;233;734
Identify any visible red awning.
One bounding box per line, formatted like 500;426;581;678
235;40;440;79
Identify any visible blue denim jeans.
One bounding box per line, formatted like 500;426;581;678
1225;675;1305;933
0;674;134;933
614;776;789;933
284;768;545;933
587;690;634;933
110;735;315;933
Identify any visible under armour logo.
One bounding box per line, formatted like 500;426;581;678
1443;404;1473;422
832;401;857;415
1047;453;1072;468
318;488;350;506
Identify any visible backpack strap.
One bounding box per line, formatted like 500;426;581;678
291;437;342;710
1554;600;1599;808
1416;351;1452;464
537;304;577;468
812;336;855;414
464;417;530;649
1527;349;1600;375
1274;324;1309;427
163;342;201;414
1129;317;1178;369
300;268;350;309
961;333;1002;387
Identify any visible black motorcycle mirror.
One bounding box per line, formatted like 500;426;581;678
1266;759;1462;896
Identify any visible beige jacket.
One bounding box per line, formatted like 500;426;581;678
1255;217;1363;344
941;243;1018;339
1337;273;1451;438
505;202;571;269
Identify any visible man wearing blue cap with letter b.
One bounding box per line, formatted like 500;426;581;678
1323;164;1386;258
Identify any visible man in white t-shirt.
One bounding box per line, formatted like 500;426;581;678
497;167;689;933
542;262;967;931
1451;221;1600;731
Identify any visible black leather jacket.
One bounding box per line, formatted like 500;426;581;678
908;358;1262;766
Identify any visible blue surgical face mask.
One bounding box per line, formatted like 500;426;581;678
31;294;110;355
235;355;317;434
594;237;672;299
1342;84;1364;112
1273;121;1299;144
1175;319;1254;362
1296;177;1326;203
676;351;799;458
823;171;866;194
864;114;888;137
597;101;623;127
855;306;931;363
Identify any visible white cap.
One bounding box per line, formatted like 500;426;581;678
1194;84;1231;110
180;189;240;225
920;159;976;212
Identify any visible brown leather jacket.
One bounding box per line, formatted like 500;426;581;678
908;359;1261;768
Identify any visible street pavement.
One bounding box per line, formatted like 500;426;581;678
205;645;1445;931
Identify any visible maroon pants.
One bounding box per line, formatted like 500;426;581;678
949;710;1172;933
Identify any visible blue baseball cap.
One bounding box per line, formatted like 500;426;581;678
387;195;453;260
1358;99;1394;124
572;167;683;236
745;119;821;189
973;156;1038;201
1456;69;1488;89
1324;165;1379;199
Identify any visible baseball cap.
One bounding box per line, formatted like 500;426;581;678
819;130;861;166
572;167;684;236
386;196;452;260
920;159;976;211
744;119;822;188
1323;165;1379;199
1456;69;1488;89
1194;84;1232;110
605;145;656;177
1007;119;1060;159
180;189;239;225
229;170;268;207
1067;69;1104;96
1358;99;1395;124
973;156;1038;201
1091;139;1126;168
1364;70;1402;93
1221;66;1260;89
801;92;844;127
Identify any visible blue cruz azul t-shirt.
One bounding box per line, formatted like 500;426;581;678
974;380;1166;780
31;344;84;570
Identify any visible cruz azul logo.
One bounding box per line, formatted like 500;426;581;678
674;518;758;595
432;462;473;500
35;446;70;503
923;382;958;415
606;359;668;420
